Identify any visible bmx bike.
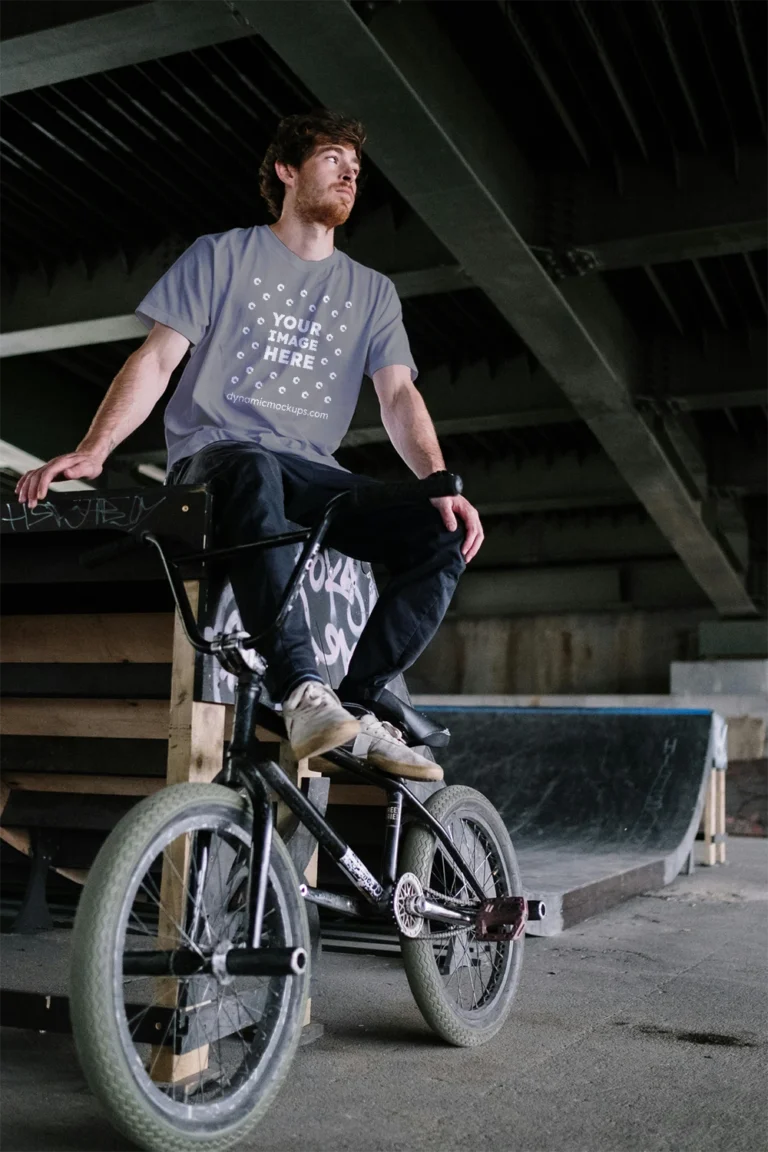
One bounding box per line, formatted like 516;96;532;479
69;472;531;1152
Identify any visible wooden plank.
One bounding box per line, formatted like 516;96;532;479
328;784;388;806
1;614;174;663
0;780;88;884
0;698;170;739
0;663;172;700
2;773;163;797
2;791;135;829
166;583;226;786
701;769;717;866
716;769;727;864
155;581;221;1081
0;735;169;777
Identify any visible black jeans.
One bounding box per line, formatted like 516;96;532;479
170;442;465;703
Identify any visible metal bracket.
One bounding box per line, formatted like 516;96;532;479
13;829;56;934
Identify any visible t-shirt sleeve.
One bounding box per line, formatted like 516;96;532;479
364;280;418;381
135;235;215;346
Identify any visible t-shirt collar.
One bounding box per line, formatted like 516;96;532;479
261;224;340;275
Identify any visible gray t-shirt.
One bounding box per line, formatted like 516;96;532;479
135;225;417;471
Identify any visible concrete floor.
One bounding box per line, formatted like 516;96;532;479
1;837;766;1152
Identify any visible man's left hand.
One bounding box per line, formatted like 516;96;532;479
431;495;484;562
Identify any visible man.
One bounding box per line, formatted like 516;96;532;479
16;110;484;780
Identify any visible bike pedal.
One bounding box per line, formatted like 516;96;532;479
475;896;527;942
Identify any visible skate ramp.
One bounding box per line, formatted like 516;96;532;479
426;706;727;935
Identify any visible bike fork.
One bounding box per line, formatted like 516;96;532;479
246;783;273;949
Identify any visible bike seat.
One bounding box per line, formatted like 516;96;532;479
344;688;450;750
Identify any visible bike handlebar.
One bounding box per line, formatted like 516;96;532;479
77;471;464;658
349;471;462;510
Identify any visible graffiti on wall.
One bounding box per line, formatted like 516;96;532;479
200;546;378;705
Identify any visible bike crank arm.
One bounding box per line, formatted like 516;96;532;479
412;897;475;926
122;946;306;979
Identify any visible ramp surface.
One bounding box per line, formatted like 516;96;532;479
429;706;726;934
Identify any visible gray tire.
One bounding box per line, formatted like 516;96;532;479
399;785;524;1047
70;784;309;1152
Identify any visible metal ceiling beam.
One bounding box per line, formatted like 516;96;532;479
710;433;768;496
0;316;146;357
237;0;753;614
540;148;767;271
0;440;92;492
0;2;251;97
0;354;164;465
643;329;768;413
355;453;635;516
0;243;470;354
343;355;575;447
474;511;670;570
452;558;709;616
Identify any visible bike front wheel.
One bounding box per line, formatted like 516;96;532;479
70;783;310;1152
399;785;524;1047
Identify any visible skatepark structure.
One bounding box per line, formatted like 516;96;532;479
418;703;727;935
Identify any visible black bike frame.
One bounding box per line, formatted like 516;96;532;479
133;494;486;948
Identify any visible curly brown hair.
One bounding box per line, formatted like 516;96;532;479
259;110;367;219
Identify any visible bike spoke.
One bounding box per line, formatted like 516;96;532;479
427;815;513;1012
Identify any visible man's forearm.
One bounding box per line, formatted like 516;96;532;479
380;385;445;478
77;348;170;462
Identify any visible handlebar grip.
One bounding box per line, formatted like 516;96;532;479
351;471;463;510
79;532;148;569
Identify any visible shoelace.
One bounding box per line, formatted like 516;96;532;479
362;715;406;745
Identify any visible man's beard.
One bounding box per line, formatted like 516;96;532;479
294;185;353;228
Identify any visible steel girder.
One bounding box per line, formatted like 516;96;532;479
537;149;767;272
0;2;250;97
0;242;470;356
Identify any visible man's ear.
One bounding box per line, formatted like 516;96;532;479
274;160;296;190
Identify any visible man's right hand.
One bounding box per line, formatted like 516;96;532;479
15;451;105;509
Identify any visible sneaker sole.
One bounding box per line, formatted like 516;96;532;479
291;718;361;762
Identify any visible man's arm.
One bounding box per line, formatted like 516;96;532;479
15;323;189;508
372;365;484;562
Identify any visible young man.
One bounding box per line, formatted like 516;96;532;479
15;111;484;780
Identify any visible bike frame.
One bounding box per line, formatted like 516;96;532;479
138;502;487;950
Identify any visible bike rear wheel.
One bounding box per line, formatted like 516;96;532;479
70;783;309;1152
399;785;524;1047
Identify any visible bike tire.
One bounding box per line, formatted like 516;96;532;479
399;785;524;1047
70;783;309;1152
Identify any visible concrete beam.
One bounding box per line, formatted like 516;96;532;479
0;1;250;97
240;0;752;614
540;149;768;272
0;242;469;354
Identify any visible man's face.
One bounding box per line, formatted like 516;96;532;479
289;142;360;228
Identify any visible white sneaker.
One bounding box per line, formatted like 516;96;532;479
283;681;361;761
351;713;444;781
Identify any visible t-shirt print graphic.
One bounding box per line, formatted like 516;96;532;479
225;275;354;424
